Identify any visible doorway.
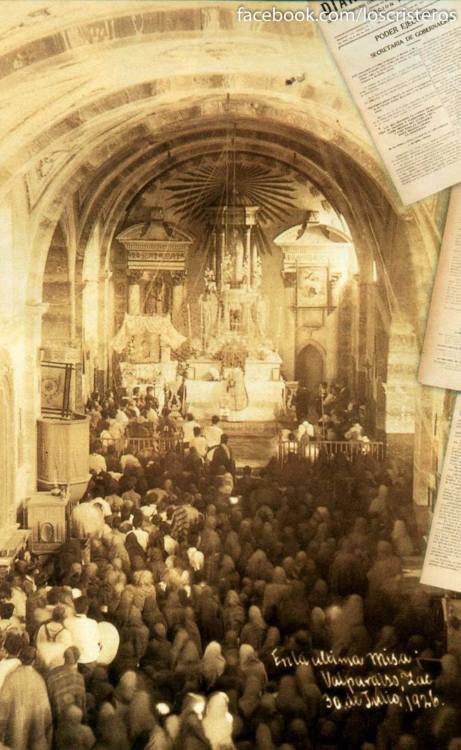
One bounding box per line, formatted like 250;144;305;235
295;344;325;389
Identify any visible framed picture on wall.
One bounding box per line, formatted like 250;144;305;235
40;361;74;417
297;266;329;308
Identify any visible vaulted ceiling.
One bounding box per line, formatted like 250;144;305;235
0;1;440;335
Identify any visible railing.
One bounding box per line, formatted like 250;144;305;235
96;434;184;458
126;435;184;456
279;437;385;464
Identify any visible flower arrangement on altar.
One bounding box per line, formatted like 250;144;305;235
134;367;162;385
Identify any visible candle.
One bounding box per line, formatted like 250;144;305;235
187;304;192;339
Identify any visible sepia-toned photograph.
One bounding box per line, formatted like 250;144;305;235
0;2;459;749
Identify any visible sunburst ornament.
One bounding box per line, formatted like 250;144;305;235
166;154;297;225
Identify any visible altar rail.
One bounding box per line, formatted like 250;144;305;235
279;438;385;464
127;435;183;456
100;435;183;457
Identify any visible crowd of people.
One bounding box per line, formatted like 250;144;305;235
87;386;237;469
291;381;372;445
0;387;459;750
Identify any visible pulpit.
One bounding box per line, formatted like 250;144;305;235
37;415;90;502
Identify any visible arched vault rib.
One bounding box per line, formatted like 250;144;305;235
27;93;399;272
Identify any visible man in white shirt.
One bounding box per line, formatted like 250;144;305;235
132;511;149;551
120;451;141;472
190;426;208;460
182;413;200;444
64;596;101;675
204;415;223;455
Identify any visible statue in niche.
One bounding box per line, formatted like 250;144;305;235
145;276;170;315
139;336;152;361
127;334;148;362
229;308;242;332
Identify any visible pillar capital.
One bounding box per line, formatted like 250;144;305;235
170;270;187;286
127;269;144;283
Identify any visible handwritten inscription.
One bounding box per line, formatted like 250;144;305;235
271;649;441;712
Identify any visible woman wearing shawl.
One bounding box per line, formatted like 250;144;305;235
262;567;289;619
240;605;267;651
201;641;226;689
223;591;245;635
245;549;273;582
112;606;149;677
175;693;211;750
367;540;402;595
391;519;415;557
202;692;235;750
275;674;307;718
221;630;239;663
238;644;268;687
277;580;310;635
260;626;281;676
183;606;203;657
170;627;201;690
125;530;147;568
196;586;224;644
223;530;241;564
327;593;365;656
148;547;166;583
141;622;172;677
94;702;130;750
217;555;240;593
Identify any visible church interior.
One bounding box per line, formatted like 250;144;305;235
0;4;459;749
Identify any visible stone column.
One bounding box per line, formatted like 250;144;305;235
234;232;244;286
357;252;376;402
251;240;258;287
210;233;217;277
127;271;143;315
281;273;297;379
216;229;225;290
171;271;187;330
244;226;251;287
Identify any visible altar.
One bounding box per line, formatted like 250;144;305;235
119;361;177;399
112;313;185;398
185;355;284;422
182;203;286;422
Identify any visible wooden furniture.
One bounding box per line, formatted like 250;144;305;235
27;489;74;555
37;415;90;501
0;527;31;577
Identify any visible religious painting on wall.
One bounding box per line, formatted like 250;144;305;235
40;362;73;417
297;266;329;308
